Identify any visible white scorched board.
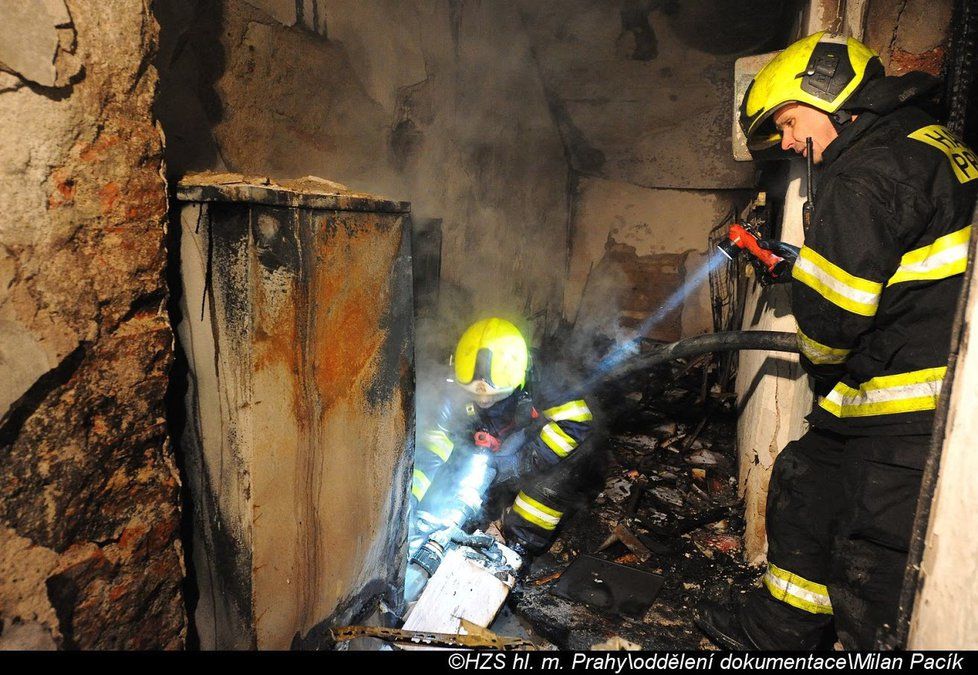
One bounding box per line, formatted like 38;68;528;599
403;545;519;635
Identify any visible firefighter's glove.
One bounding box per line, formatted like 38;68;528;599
491;429;527;483
754;239;800;285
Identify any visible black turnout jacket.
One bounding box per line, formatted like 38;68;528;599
792;73;978;435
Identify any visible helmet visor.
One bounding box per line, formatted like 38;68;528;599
748;117;783;151
740;80;787;152
457;379;516;408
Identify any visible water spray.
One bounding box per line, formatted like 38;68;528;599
581;251;731;390
403;215;805;607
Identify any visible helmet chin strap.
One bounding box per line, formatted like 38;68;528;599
830;109;853;132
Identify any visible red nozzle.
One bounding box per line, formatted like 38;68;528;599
473;430;501;452
726;224;784;274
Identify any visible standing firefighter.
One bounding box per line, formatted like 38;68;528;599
410;317;595;557
698;32;977;650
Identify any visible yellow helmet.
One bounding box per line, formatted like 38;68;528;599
740;32;883;151
453;318;528;406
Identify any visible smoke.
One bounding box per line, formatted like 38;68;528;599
410;284;545;536
583;251;728;386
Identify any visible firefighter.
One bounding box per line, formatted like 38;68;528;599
697;32;977;650
410;317;595;554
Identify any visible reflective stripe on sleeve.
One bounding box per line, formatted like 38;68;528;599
512;491;562;531
422;429;454;462
819;366;946;418
763;563;833;615
792;247;882;317
543;400;593;423
887;226;971;286
797;328;851;365
411;469;431;502
540;422;578;458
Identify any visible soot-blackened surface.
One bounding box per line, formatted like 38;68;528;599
512;359;763;650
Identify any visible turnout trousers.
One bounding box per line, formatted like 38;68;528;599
741;428;929;650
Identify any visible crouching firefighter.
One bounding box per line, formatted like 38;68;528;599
698;32;977;650
409;317;596;568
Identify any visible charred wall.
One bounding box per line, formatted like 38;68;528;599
0;1;184;649
155;0;794;349
156;0;568;336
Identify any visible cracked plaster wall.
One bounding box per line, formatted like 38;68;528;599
0;0;956;650
0;1;184;650
865;0;954;76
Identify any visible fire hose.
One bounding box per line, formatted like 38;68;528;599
548;330;803;501
404;330;801;602
602;330;800;385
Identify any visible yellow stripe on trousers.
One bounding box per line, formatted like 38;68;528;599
512;492;562;531
763;563;833;615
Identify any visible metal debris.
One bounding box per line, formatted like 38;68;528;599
331;625;536;651
551;555;666;618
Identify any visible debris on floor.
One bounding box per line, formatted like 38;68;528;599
330;624;537;651
591;636;643;651
510;355;763;650
550;554;665;618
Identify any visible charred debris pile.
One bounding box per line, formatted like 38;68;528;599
512;351;760;650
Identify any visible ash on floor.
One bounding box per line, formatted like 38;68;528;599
510;357;763;650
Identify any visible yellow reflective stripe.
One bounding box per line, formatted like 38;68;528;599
512;491;562;530
516;492;562;518
412;469;431;501
797;328;850;365
423;429;454;462
908;125;978;184
763;563;833;615
792;247;882;317
887;226;971;286
819;366;947;418
540;422;577;458
543;400;593;423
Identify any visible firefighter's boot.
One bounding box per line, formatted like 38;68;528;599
695;601;760;651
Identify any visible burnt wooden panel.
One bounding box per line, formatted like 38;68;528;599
175;174;414;649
